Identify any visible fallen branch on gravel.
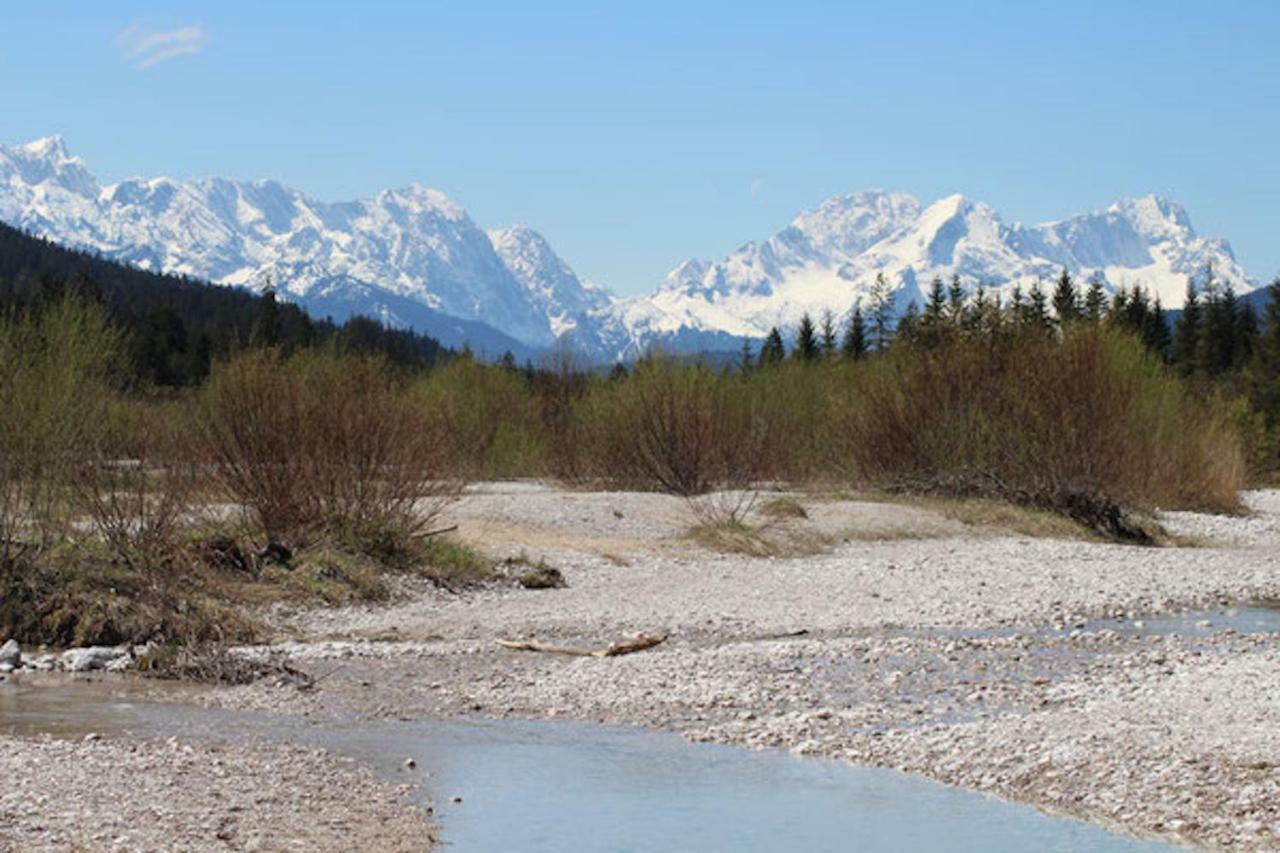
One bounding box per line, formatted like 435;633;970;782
495;632;669;657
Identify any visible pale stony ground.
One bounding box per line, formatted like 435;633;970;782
0;733;434;852
209;486;1280;852
5;486;1280;851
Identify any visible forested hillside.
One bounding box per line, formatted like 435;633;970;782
0;222;448;385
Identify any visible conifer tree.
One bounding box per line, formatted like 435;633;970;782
1084;274;1108;323
841;308;868;360
1236;302;1260;367
923;276;947;326
1173;281;1201;374
1249;280;1280;435
896;301;921;345
1027;281;1050;330
793;313;820;361
1143;296;1172;358
868;273;894;351
738;337;754;373
947;274;965;324
819;310;838;357
760;327;786;365
251;286;281;347
1051;268;1080;326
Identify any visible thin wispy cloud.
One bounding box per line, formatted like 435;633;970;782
116;23;208;69
750;178;765;197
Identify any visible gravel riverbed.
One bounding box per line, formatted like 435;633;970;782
225;487;1280;851
5;486;1280;851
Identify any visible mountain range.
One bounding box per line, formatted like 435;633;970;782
0;136;1257;362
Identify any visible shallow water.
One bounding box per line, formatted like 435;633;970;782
0;683;1170;852
915;603;1280;642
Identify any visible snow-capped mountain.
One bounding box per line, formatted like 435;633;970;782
0;136;555;355
0;136;1256;364
607;190;1254;357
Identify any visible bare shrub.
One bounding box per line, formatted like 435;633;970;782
197;348;459;547
73;399;196;570
579;356;770;503
828;326;1245;530
414;356;546;479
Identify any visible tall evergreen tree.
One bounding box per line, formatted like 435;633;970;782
759;327;786;365
923;276;947;326
1051;268;1080;326
1083;274;1107;323
896;301;922;345
946;274;965;324
1173;281;1201;373
1027;281;1050;330
819;310;838;357
738;337;754;373
251;286;281;347
793;313;820;361
841;308;868;360
1143;296;1172;358
868;272;895;351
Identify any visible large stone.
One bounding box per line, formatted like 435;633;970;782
0;638;19;668
61;646;128;672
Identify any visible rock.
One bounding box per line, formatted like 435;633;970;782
61;646;129;672
105;653;135;673
450;796;463;804
403;758;416;769
0;638;19;668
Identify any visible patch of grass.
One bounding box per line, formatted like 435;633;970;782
686;519;837;557
758;497;808;520
0;539;257;648
918;496;1098;541
417;536;498;587
600;552;632;567
261;546;391;605
688;519;778;556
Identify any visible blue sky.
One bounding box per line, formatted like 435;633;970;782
3;1;1277;294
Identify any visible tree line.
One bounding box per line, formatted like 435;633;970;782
0;221;448;386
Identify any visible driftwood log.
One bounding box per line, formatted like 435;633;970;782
495;632;669;658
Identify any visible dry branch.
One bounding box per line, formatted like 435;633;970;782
495;632;669;658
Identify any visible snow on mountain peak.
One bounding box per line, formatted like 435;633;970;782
0;135;1257;364
17;135;70;160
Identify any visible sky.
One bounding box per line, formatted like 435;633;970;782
2;1;1277;295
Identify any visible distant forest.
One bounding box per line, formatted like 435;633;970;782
0;221;448;386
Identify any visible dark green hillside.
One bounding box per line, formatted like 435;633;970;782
0;221;447;385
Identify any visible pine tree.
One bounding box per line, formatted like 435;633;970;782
760;327;786;365
251;286;281;347
739;337;754;373
1236;302;1260;367
896;301;921;345
1143;296;1172;358
1084;274;1107;323
868;273;894;351
793;313;820;361
964;283;988;334
1173;281;1201;374
947;275;965;325
1249;280;1280;441
1027;281;1050;330
923;276;947;327
819;310;838;357
1051;268;1080;326
841;308;868;360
